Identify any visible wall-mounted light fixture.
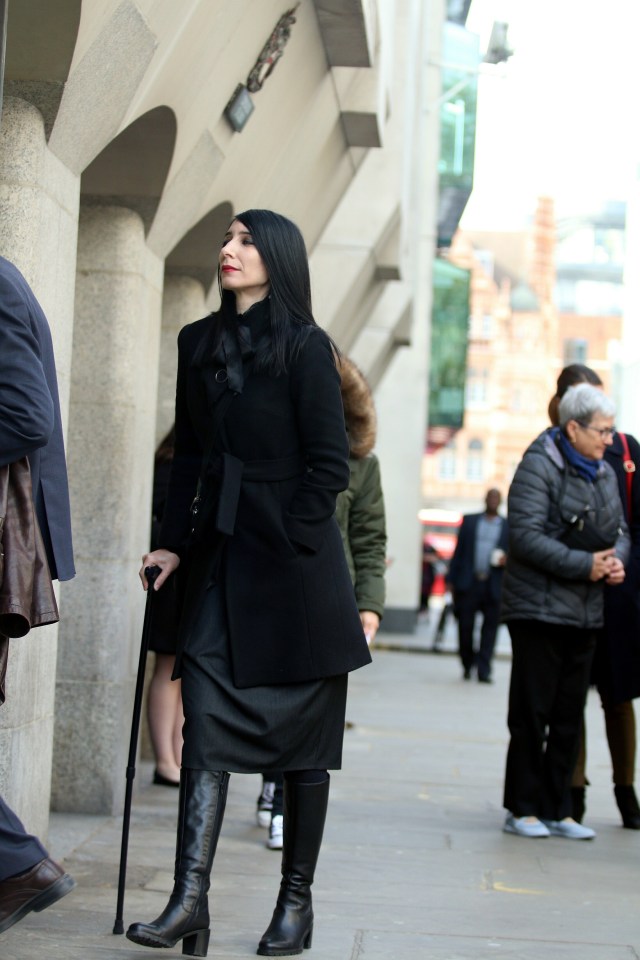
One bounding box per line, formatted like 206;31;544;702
224;84;255;133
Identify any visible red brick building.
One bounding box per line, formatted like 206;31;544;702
422;198;624;512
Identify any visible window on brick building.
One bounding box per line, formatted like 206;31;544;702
467;438;484;481
563;338;588;365
438;440;457;480
481;313;493;338
466;366;488;406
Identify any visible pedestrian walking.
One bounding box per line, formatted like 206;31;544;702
0;255;76;934
447;489;508;682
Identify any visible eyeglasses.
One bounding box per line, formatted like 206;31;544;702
576;421;616;439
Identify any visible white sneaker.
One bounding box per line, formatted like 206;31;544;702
256;781;275;828
542;817;596;840
503;814;550;838
267;814;283;850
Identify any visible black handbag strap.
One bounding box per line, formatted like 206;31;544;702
618;431;634;524
558;457;578;526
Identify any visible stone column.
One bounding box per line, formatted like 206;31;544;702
0;97;80;840
52;205;163;814
156;275;206;443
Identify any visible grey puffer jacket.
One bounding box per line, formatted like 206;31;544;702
500;429;630;629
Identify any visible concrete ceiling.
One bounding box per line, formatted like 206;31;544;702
4;0;81;134
81;106;177;231
5;0;81;80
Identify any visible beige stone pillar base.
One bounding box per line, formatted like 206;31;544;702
53;204;163;814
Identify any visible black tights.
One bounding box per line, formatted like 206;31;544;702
284;770;328;785
261;770;328;819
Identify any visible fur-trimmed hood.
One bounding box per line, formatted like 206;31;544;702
339;357;377;459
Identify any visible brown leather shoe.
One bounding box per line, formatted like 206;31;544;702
0;857;76;933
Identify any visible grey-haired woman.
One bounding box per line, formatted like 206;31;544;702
501;384;629;840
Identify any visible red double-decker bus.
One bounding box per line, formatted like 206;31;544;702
418;508;462;596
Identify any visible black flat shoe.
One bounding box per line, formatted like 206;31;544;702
153;769;180;788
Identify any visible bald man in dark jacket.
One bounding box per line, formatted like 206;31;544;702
0;255;75;934
447;488;509;683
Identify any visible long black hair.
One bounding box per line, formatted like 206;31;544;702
212;209;335;375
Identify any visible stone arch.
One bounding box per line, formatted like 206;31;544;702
156;202;235;440
80;106;177;233
4;0;82;137
165;201;234;295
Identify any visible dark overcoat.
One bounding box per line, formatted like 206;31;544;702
448;512;509;602
0;256;74;582
160;304;371;688
595;431;640;703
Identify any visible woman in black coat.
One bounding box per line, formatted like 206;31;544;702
127;210;371;957
550;364;640;829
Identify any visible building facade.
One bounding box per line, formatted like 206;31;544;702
422;197;624;513
0;0;446;831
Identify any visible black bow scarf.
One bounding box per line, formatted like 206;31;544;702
215;297;270;391
197;297;271;414
186;297;272;562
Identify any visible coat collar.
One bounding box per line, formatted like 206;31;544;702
536;428;608;478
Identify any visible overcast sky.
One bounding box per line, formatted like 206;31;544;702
460;0;639;229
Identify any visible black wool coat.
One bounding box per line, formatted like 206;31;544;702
160;306;371;688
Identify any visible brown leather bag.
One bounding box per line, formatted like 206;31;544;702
0;457;59;705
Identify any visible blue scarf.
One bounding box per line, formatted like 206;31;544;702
553;427;600;482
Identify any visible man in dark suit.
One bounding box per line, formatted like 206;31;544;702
447;488;508;683
0;255;76;933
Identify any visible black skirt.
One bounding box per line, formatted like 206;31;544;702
180;583;348;773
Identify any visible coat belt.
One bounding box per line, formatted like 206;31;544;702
212;452;306;536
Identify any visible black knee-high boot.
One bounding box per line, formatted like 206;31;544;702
127;769;229;957
257;776;330;957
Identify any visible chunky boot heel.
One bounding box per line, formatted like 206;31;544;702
183;928;211;956
127;769;229;955
257;778;329;957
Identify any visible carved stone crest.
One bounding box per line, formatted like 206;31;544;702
246;5;300;93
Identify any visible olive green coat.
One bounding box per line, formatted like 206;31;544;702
335;359;386;618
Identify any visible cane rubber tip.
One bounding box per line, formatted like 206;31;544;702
113;920;124;935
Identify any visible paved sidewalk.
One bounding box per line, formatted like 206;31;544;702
2;640;639;959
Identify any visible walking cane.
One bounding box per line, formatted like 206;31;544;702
113;564;161;935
